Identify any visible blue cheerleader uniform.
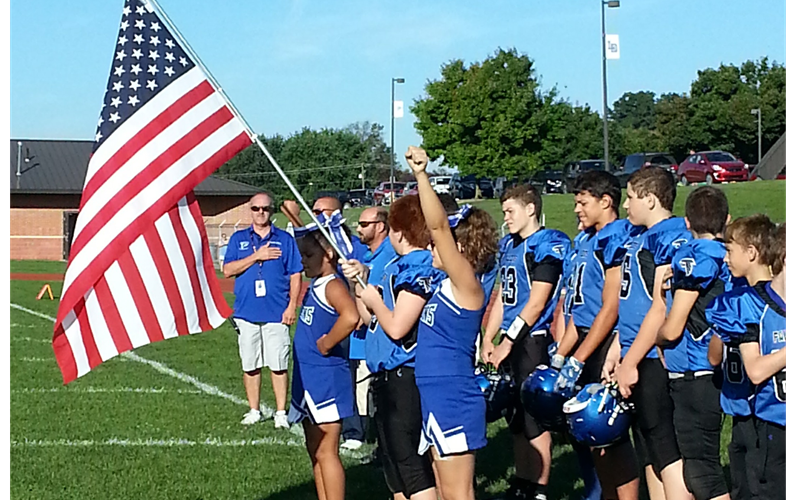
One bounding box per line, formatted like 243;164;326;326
289;274;354;425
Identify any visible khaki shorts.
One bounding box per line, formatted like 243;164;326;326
233;319;290;372
355;360;371;416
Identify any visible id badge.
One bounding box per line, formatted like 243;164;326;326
255;279;266;297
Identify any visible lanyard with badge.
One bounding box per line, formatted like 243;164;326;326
251;231;267;298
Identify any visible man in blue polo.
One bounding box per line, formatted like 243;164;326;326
224;192;303;427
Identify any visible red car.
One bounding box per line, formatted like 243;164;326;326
373;182;406;205
677;151;749;185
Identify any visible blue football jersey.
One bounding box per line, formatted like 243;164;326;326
736;282;786;427
364;249;445;373
663;239;741;373
499;228;571;335
416;278;486;379
706;286;755;417
562;230;585;327
570;219;642;330
479;262;498;309
294;275;348;366
618;217;690;359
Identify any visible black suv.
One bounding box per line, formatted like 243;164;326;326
615;152;678;187
563;159;609;189
534;167;566;194
347;189;374;208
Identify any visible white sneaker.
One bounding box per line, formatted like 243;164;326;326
274;411;290;429
340;439;363;451
240;408;263;425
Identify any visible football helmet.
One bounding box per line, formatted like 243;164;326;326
563;382;634;448
475;364;517;423
520;365;570;431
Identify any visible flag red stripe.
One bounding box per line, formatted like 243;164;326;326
93;276;135;353
80;80;215;210
75;297;103;370
169;208;212;331
143;223;190;337
187;195;232;318
70;106;235;258
118;250;165;344
53;324;79;385
56;132;251;327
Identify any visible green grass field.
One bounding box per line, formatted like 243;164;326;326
9;180;784;499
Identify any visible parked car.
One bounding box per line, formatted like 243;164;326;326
677;151;749;185
534;168;567;194
564;159;610;188
615;152;679;187
313;190;350;208
373;182;406;205
430;176;453;195
478;177;494;198
403;181;418;196
347;188;374;208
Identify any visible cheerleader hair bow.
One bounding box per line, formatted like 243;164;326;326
293;210;355;257
448;204;474;228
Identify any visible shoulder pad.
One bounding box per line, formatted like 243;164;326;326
645;218;692;265
672;240;720;290
705;286;762;342
527;229;571;262
596;219;640;268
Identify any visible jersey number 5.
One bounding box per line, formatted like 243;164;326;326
620;254;633;299
501;267;518;305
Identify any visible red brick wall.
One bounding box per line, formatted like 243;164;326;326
10;208;66;260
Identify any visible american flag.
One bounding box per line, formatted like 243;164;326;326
53;0;252;384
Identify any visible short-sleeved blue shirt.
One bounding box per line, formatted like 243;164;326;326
224;224;303;324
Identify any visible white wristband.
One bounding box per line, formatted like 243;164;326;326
505;316;528;342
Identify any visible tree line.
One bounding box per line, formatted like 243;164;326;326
218;50;785;197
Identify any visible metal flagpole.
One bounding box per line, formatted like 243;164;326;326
142;0;367;288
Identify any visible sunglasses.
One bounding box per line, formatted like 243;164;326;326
358;220;382;228
250;206;272;213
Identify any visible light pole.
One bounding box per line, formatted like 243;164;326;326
390;77;405;202
601;0;619;170
751;108;762;164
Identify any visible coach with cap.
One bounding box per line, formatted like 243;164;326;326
223;192;302;428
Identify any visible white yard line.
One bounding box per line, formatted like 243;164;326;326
12;387;204;394
10;303;274;417
10;437;374;459
11;337;51;343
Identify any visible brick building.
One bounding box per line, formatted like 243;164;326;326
10;139;260;261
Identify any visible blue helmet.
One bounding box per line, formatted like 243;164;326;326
475;364;517;423
520;365;570;431
563;382;634;448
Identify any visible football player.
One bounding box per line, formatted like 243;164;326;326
609;167;692;500
705;215;779;500
481;184;570;500
654;186;739;500
553;170;642;500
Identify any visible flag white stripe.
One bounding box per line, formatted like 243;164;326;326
64;118;244;291
104;261;150;349
130;235;178;340
177;201;225;326
155;207;201;333
86;68;207;183
62;311;91;379
77;91;230;239
84;289;119;362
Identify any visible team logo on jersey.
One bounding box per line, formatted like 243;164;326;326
671;238;688;249
300;306;315;325
679;257;696;276
239;241;250;250
421;304;438;327
552;244;565;256
416;277;433;294
773;330;786;343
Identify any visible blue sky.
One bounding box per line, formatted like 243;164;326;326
11;0;785;167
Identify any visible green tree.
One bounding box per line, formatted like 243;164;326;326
611;91;656;130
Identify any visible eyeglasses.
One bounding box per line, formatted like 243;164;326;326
251;206;272;213
358;220;382;228
312;209;323;216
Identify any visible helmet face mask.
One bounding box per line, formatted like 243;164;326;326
563;382;634;448
475;364;517;423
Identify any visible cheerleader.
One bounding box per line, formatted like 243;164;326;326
289;231;360;500
405;146;499;500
